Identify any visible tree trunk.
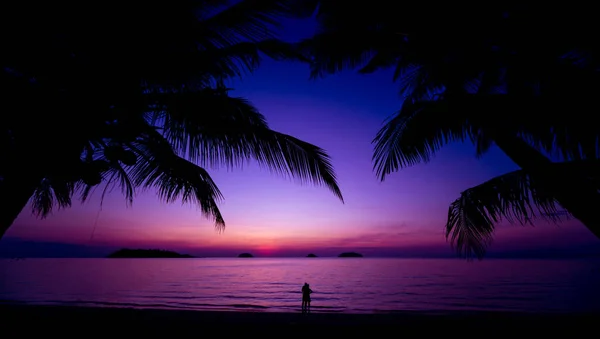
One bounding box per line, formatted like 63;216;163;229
0;175;40;240
493;134;600;239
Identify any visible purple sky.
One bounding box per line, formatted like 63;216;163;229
2;18;600;258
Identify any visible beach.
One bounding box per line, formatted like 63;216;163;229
3;258;600;335
2;304;598;335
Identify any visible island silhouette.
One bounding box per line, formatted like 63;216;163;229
107;249;194;258
338;252;363;258
307;253;318;257
238;253;254;258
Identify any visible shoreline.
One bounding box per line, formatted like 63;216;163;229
2;304;599;335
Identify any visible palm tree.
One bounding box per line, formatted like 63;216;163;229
0;1;343;240
372;95;600;259
446;160;600;259
297;2;600;257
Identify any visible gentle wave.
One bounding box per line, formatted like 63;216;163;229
2;258;600;314
0;299;349;313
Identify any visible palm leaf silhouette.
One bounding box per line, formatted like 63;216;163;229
300;2;600;257
0;1;342;238
446;160;600;259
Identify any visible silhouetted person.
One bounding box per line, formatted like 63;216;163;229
301;282;313;314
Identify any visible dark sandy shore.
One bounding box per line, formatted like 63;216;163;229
1;304;598;336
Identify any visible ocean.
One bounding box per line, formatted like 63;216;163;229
1;258;599;314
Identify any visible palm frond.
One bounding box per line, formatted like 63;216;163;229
198;0;315;47
300;30;404;79
443;160;600;259
513;98;600;162
371;90;600;181
2;1;312;90
196;39;310;82
262;131;343;201
31;178;75;218
76;142;137;206
372;97;486;181
149;89;344;202
1;1;345;236
128;133;226;230
96;162;136;206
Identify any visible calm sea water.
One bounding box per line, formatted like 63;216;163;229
1;258;600;314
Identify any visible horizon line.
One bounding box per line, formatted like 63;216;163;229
3;255;600;260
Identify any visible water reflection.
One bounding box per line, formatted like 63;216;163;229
1;258;599;313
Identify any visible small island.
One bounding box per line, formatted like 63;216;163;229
338;252;363;258
307;253;318;257
238;253;254;258
107;248;194;258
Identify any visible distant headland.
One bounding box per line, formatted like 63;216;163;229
338;252;363;258
107;249;194;258
238;253;254;258
307;253;318;257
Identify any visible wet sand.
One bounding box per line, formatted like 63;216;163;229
1;304;597;336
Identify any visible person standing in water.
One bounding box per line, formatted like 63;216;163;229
301;282;313;314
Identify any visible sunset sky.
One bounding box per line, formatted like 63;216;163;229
2;18;600;258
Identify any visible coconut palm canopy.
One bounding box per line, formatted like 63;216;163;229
297;1;600;258
0;0;343;239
